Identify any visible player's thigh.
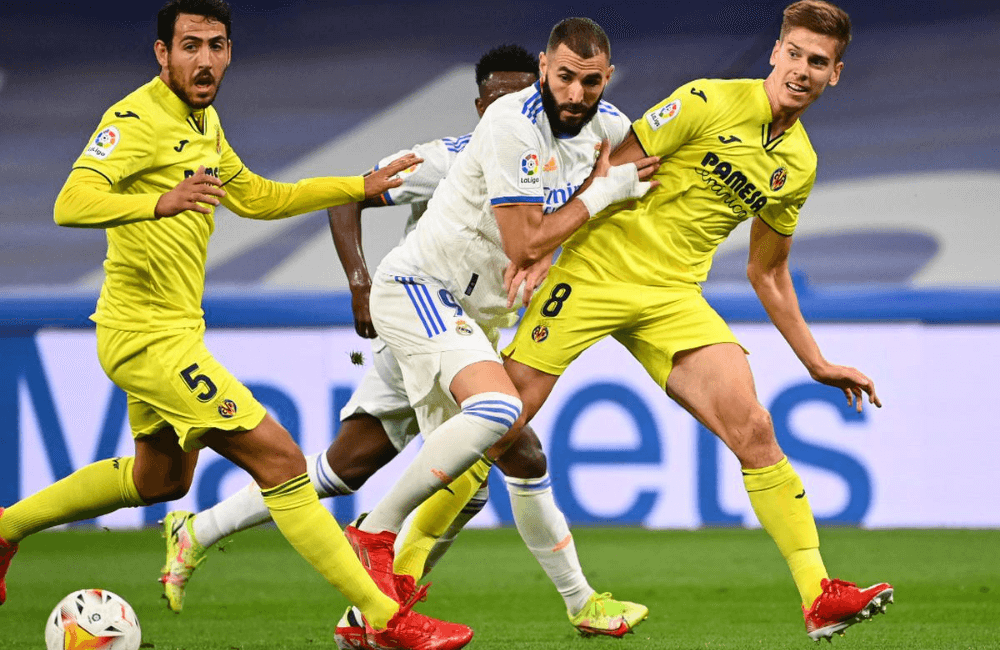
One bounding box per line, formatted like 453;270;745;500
340;344;420;453
370;275;504;409
504;265;636;377
132;426;200;501
666;343;779;467
97;324;267;453
616;290;745;390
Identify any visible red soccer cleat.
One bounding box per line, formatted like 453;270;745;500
334;606;368;650
0;507;19;606
345;524;401;602
365;585;473;650
803;578;894;641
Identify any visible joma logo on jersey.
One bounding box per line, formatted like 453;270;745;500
699;152;769;213
184;167;220;179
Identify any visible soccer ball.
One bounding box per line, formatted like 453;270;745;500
45;589;141;650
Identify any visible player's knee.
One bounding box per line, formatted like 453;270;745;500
462;392;523;442
137;480;190;504
728;406;777;462
495;425;547;479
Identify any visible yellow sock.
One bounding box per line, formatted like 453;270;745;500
261;474;397;628
393;457;492;579
0;457;144;544
743;457;828;605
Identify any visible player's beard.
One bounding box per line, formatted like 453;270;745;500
167;63;226;109
540;75;602;137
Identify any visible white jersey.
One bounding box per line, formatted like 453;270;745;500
374;134;471;236
377;82;631;331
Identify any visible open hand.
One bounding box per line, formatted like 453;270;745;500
155;166;225;218
811;363;882;412
504;255;552;308
363;153;423;198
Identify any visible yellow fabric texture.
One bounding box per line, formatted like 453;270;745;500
0;457;144;544
394;457;493;579
744;457;827;604
54;76;364;332
261;474;397;628
559;78;816;288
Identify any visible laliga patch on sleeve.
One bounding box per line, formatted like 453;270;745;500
645;99;681;131
83;126;121;159
517;149;542;189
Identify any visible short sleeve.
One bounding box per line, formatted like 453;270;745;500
377;137;457;206
597;100;632;148
633;80;717;159
760;168;815;236
477;110;545;209
71;108;156;185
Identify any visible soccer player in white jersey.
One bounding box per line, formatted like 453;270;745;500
160;43;648;638
342;16;659;633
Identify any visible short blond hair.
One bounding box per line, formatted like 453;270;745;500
780;0;851;61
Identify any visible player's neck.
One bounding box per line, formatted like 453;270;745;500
762;78;806;139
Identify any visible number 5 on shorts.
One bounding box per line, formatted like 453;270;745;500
180;363;218;401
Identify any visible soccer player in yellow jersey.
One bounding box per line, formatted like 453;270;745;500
498;0;893;642
0;1;473;648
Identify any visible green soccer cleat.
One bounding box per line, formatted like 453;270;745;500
568;591;649;637
159;511;207;613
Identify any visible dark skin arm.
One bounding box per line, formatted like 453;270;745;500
328;196;385;339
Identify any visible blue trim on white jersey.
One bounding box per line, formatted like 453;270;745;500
598;100;621;116
490;195;544;206
442;133;472;153
521;82;543;124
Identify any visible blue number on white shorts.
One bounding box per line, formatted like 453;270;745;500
438;289;464;317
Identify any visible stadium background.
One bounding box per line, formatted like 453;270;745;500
2;0;999;533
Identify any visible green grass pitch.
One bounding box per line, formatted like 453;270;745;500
3;527;998;649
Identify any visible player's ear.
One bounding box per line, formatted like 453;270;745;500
154;40;169;69
828;60;844;87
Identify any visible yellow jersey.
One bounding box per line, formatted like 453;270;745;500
58;76;364;331
558;78;817;288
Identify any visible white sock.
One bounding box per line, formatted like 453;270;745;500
192;482;272;549
506;473;594;615
192;453;354;548
360;392;520;534
306;451;354;498
423;485;490;575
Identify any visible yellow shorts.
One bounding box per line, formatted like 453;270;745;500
504;266;744;389
96;323;267;452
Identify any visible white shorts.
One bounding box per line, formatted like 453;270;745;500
370;273;500;430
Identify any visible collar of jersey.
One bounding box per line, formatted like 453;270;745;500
754;79;801;147
149;76;207;129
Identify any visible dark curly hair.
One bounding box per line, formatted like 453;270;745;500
475;44;539;87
